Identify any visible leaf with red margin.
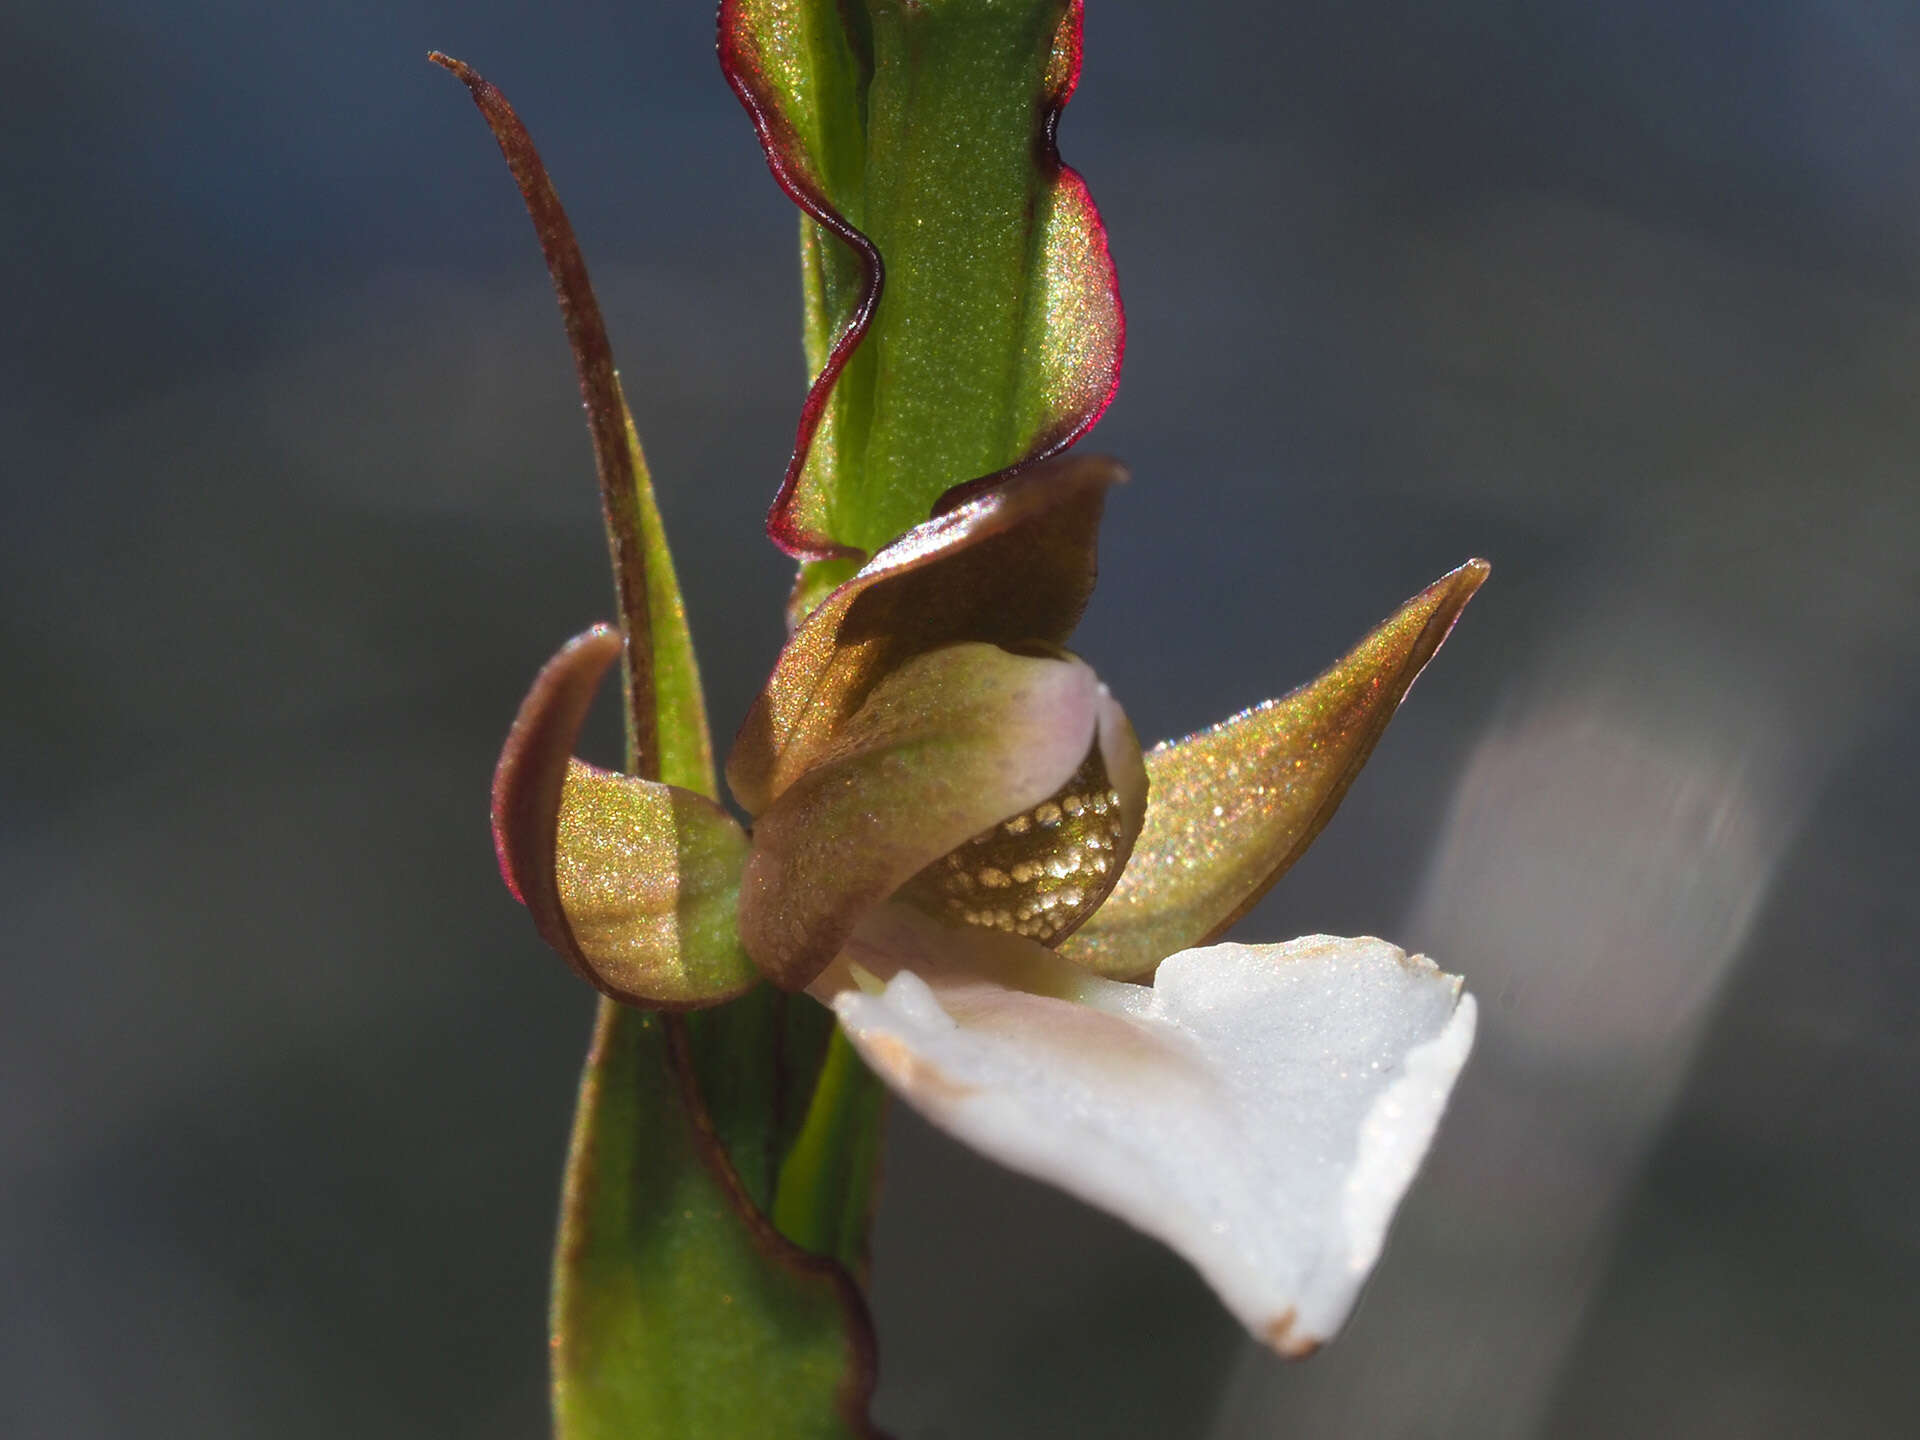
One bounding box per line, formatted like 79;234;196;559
435;55;882;1437
721;0;1123;563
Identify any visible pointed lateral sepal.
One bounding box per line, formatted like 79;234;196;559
1061;560;1490;979
720;0;1124;559
493;626;757;1009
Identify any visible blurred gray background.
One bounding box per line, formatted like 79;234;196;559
4;1;1917;1435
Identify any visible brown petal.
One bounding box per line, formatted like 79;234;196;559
894;679;1147;949
739;644;1111;990
727;453;1124;816
492;626;758;1008
1060;560;1490;979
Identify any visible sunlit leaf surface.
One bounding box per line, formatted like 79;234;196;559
721;0;1122;562
436;54;881;1437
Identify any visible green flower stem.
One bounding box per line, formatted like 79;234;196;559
774;1028;890;1274
554;1005;875;1440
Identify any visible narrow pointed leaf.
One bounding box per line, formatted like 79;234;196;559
554;1005;881;1439
1062;561;1491;978
433;53;662;763
618;389;718;797
721;0;1122;560
438;53;881;1435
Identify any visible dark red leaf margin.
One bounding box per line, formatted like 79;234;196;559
1027;0;1126;455
717;0;879;562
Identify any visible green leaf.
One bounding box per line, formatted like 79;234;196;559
550;441;884;1426
616;390;717;797
722;0;1123;564
553;1006;878;1439
434;55;881;1435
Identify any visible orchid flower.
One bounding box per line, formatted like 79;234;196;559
438;0;1488;1428
493;445;1486;1353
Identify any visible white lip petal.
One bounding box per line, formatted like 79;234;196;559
832;932;1476;1354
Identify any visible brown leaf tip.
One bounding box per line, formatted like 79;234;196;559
426;51;476;84
1263;1308;1324;1360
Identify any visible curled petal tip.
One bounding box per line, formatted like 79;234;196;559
492;624;623;914
492;626;755;1008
